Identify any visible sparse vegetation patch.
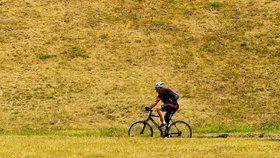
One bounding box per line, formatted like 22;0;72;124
240;40;248;47
209;1;224;9
37;53;51;60
63;46;89;59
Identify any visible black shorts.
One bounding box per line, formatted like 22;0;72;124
161;102;179;112
161;103;179;124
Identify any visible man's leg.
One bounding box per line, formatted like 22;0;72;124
156;107;165;124
165;110;175;125
164;103;178;125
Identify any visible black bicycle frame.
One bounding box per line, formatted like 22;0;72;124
144;110;174;131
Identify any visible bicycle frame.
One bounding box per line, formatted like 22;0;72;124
143;110;174;132
129;109;192;138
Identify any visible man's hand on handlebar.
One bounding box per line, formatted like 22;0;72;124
145;106;151;111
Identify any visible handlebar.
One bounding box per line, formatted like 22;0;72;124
144;106;159;117
145;106;151;111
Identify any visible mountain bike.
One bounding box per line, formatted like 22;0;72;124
128;107;192;138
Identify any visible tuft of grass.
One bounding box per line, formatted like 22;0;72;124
240;40;248;47
209;2;224;9
64;46;89;59
201;42;217;53
37;53;51;60
0;128;4;134
100;34;108;40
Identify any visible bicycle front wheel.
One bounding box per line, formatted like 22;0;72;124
168;121;192;138
128;121;153;137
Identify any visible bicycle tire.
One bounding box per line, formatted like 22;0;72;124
128;121;153;137
168;120;192;138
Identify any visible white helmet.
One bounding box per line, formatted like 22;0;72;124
155;82;164;88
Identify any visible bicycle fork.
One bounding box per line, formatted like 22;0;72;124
140;122;147;134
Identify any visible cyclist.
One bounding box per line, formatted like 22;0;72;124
148;82;179;130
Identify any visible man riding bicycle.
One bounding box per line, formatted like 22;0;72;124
148;82;179;130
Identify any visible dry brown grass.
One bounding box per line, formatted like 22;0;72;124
0;0;279;131
0;136;279;158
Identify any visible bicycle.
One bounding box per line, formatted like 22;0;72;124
128;107;192;138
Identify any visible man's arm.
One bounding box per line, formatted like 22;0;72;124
150;97;161;109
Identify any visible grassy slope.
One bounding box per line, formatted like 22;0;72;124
0;0;279;131
0;136;280;158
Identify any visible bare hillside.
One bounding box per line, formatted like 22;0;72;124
0;0;279;131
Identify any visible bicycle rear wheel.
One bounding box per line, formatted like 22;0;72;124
168;121;192;138
128;121;153;137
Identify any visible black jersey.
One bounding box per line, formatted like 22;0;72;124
157;87;179;104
